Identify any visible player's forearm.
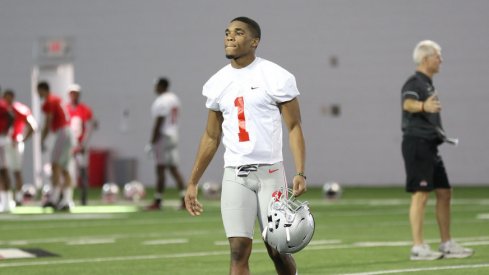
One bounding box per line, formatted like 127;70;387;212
27;115;38;132
151;117;163;144
41;124;49;143
23;124;35;142
80;122;94;148
188;133;220;186
403;98;424;113
150;126;159;144
288;123;306;174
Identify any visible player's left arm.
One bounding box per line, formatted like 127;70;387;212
22;115;38;142
41;113;52;151
151;116;164;144
279;97;307;197
79;116;98;152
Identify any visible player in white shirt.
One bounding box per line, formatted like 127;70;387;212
185;17;306;275
147;78;186;210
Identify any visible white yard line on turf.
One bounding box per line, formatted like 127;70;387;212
0;216;222;231
213;239;342;246
214;239;264;246
66;239;116;245
0;213;124;221
310;198;489;206
477;213;489;219
1;238;488;269
306;239;489;251
338;263;489;275
0;231;209;246
0;250;234;268
142;239;188;245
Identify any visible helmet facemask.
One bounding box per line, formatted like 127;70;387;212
262;188;315;254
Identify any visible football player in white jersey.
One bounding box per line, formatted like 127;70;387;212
147;78;186;210
185;17;306;275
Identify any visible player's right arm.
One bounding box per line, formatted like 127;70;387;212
185;110;223;216
22;115;38;142
403;94;441;113
402;81;441;114
41;113;52;151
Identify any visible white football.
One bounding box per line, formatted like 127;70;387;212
201;181;221;200
322;182;343;200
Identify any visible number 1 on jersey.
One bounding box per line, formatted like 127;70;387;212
234;96;250;142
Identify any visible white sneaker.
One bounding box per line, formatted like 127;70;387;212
439;240;474;259
58;201;75;212
410;244;444;261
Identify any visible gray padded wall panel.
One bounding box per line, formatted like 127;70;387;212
0;0;488;186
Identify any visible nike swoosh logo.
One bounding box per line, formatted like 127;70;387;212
268;169;279;174
251;87;259;90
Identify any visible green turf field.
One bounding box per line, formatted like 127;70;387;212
0;186;488;275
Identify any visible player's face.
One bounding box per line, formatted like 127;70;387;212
224;21;258;61
69;91;79;103
37;89;48;99
426;51;442;74
3;94;13;105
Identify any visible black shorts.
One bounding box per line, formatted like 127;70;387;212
402;136;450;193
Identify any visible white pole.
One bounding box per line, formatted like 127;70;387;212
31;67;43;189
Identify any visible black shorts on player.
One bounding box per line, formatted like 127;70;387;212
402;136;450;193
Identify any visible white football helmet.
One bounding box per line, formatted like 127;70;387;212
102;182;120;203
123;181;146;202
262;189;315;254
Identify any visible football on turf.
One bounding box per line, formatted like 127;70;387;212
201;181;221;200
322;182;343;200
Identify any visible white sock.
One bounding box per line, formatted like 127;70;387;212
7;191;13;202
0;191;14;211
440;240;452;249
62;187;74;205
15;191;23;202
0;191;7;210
6;191;14;210
51;186;61;203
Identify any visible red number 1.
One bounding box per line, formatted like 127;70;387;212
234;97;250;142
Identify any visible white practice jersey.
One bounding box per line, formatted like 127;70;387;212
151;92;180;139
203;57;300;167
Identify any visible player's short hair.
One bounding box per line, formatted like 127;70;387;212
413;40;441;66
3;89;15;98
37;81;50;91
231;16;261;39
157;78;169;90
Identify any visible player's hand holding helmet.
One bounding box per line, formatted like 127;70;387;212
262;188;315;254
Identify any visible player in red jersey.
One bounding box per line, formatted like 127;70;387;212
0;94;14;212
3;90;38;206
37;81;75;211
66;84;96;205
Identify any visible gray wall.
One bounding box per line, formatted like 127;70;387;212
1;0;488;187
